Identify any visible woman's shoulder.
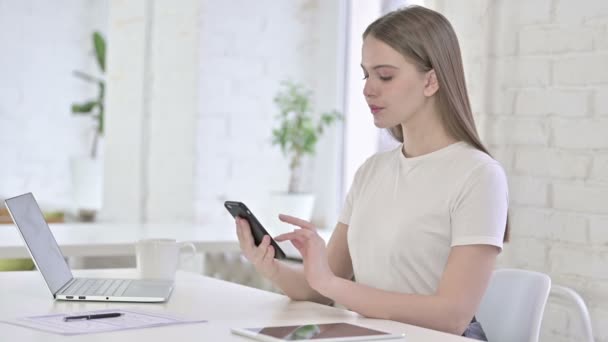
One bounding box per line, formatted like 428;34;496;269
360;145;401;169
451;143;502;169
450;143;507;187
350;146;401;183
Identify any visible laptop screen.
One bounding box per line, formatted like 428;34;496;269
5;193;73;295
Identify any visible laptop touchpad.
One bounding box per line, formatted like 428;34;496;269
123;280;173;296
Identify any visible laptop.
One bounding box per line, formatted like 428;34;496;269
4;192;174;303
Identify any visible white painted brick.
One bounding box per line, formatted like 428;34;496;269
513;148;591;179
596;88;608;116
486;0;551;57
195;156;230;196
490;22;518;56
485;118;549;146
510;207;588;243
579;278;608;310
590;154;608;183
442;0;489;36
554;0;608;24
550;244;608;279
197;116;229;158
539;301;572;342
491;58;551;87
591;307;608;342
554;54;608;86
520;27;594;55
589;215;608;246
484;88;517;116
592;26;608;51
229;116;273;141
487;146;515;170
496;0;552;26
553;119;608;149
537;332;572;342
553;183;608;214
498;237;548;269
0;1;107;206
515;89;590;116
508;176;549;206
195;0;340;224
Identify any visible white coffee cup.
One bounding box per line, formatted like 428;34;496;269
136;238;197;281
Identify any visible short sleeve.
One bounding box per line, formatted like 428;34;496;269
338;164;366;225
450;162;509;250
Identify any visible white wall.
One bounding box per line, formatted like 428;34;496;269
195;0;344;228
103;0;199;222
0;0;343;226
0;0;108;210
428;0;608;340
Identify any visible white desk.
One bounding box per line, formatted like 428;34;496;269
0;223;332;259
0;269;474;341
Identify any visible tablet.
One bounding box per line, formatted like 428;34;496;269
231;323;405;341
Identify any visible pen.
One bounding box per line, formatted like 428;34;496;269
63;312;123;322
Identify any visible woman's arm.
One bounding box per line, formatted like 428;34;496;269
238;217;353;304
274;221;353;304
275;218;499;336
319;244;498;335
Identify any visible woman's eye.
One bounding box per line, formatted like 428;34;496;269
379;76;393;81
362;74;369;80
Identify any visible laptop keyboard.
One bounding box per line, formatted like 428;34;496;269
64;278;132;296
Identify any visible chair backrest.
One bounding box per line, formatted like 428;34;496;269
476;268;551;342
550;285;595;342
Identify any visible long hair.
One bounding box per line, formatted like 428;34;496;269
363;6;509;242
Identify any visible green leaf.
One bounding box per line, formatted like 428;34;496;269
72;70;103;84
71;101;98;114
93;31;106;72
271;80;343;174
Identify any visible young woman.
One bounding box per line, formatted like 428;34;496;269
234;6;508;341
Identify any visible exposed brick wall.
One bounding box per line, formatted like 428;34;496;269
195;0;341;227
0;0;108;209
429;0;608;340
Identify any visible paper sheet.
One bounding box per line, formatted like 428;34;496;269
1;308;206;335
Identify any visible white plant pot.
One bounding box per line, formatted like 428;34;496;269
70;157;103;214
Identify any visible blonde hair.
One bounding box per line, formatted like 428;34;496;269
363;6;509;242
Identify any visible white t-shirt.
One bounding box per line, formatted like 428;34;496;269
339;141;508;295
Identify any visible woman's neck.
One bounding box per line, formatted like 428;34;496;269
400;109;457;158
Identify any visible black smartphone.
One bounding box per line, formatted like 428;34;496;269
224;201;287;260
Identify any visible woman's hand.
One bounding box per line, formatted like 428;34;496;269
235;217;279;280
274;214;336;294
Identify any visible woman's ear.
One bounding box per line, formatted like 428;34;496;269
423;69;439;97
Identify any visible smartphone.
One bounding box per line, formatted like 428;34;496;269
224;201;287;259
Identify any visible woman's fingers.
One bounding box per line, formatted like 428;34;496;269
291;239;305;251
252;235;271;264
237;218;255;247
278;214;316;231
262;245;275;263
275;228;315;242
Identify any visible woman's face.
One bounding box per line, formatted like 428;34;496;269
361;35;433;129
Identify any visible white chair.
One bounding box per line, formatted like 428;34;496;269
550;285;594;342
476;268;551;342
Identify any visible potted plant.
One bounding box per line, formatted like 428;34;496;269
70;31;106;221
269;80;341;225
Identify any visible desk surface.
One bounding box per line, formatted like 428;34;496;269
0;223;331;259
0;269;474;341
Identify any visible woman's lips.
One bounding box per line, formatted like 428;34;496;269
369;105;384;114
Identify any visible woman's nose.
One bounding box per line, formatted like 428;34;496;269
363;81;375;98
